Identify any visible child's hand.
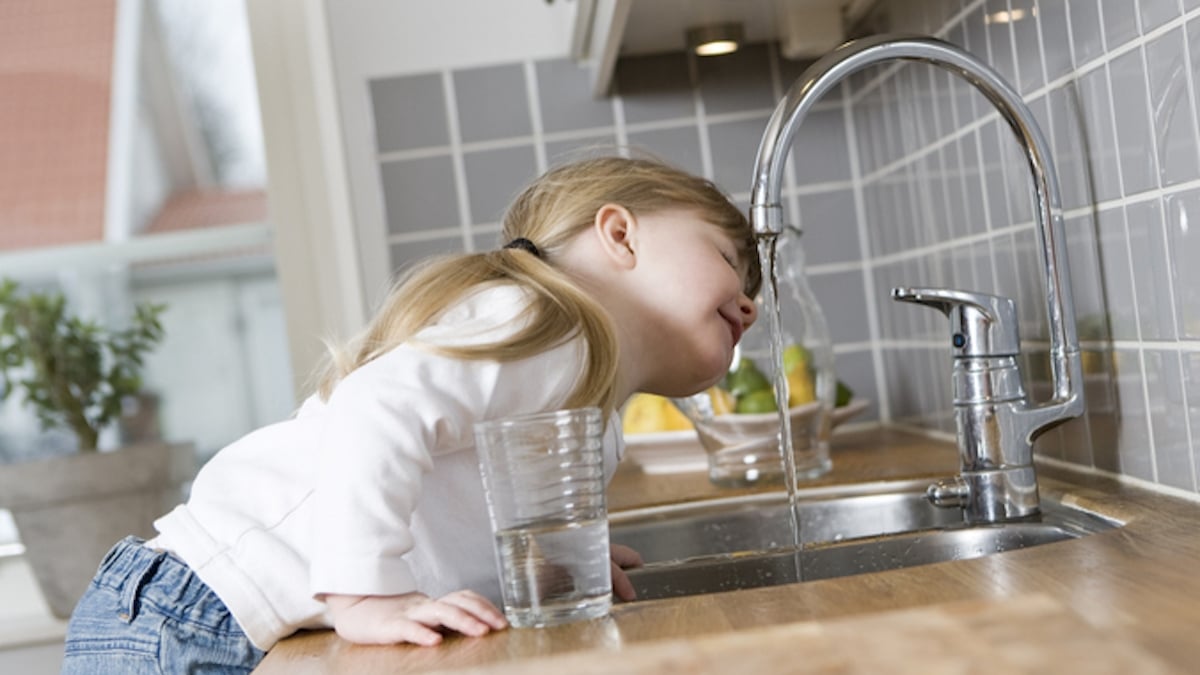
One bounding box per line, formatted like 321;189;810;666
324;591;508;646
610;543;643;601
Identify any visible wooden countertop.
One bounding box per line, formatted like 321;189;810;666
254;428;1200;674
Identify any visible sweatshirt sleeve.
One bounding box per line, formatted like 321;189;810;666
308;286;590;598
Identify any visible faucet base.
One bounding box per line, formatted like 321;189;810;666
930;467;1040;524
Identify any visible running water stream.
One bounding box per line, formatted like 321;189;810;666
756;233;804;581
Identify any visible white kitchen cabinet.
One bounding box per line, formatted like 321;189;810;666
574;0;875;96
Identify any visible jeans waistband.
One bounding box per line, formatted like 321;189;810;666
94;536;204;623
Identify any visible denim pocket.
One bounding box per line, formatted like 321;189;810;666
159;616;266;675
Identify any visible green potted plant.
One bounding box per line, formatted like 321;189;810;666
0;278;194;618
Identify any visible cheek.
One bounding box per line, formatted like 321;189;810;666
692;337;735;383
655;333;731;396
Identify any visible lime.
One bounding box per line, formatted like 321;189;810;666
726;358;771;398
836;380;854;407
736;389;778;414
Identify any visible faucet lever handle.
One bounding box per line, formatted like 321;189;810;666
892;287;1020;357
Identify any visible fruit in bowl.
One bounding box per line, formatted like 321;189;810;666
621;392;694;434
620;344;857;435
730;351;812;413
676;345;836;486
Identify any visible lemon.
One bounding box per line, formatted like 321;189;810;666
659;399;694;431
621;393;693;433
708;386;736;415
622;393;663;434
787;369;815;406
782;343;810;374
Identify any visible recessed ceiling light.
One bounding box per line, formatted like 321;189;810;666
686;22;744;57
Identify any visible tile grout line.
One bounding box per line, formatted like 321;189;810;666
612;83;629;153
377;108;836;165
524;61;548;175
688;52;715;182
440;70;474;252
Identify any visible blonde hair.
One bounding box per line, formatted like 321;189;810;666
315;155;761;417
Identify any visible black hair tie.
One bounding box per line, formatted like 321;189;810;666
503;237;541;258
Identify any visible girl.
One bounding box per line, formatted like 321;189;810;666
61;155;762;673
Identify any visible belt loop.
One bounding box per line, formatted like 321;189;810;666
117;545;166;624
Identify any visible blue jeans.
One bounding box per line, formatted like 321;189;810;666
61;537;266;674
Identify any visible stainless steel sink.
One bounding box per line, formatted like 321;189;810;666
609;479;968;565
609;480;1121;601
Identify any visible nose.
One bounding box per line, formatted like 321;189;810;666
738;293;758;328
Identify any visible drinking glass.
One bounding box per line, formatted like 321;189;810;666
474;407;611;627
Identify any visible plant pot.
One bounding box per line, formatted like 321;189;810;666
0;441;195;618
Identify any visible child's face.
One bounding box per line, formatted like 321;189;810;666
630;208;758;396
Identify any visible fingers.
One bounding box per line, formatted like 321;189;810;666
611;559;638;601
439;590;509;630
610;543;644;569
333;591;508;647
403;592;504;640
610;544;642;602
383;620;446;647
334;614;444;647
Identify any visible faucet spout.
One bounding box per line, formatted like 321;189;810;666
752;34;1085;522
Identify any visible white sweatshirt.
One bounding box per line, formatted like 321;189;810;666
150;284;624;650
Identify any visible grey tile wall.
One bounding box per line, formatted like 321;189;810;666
462;145;538;224
851;0;1200;496
1069;1;1106;67
1141;0;1182;33
1100;0;1140;49
624;126;706;178
536;59;614;133
544;134;620;167
614;53;694;123
454;64;532;143
1165;188;1200;337
1146;28;1200;188
708;116;771;191
695;43;776;115
362;0;1200;495
379;156;457;235
371;74;448;152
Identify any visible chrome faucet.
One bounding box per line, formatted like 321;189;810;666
750;34;1085;524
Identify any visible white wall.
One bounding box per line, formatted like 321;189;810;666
325;0;577;78
324;0;578;309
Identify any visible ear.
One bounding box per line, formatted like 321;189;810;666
592;203;638;269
